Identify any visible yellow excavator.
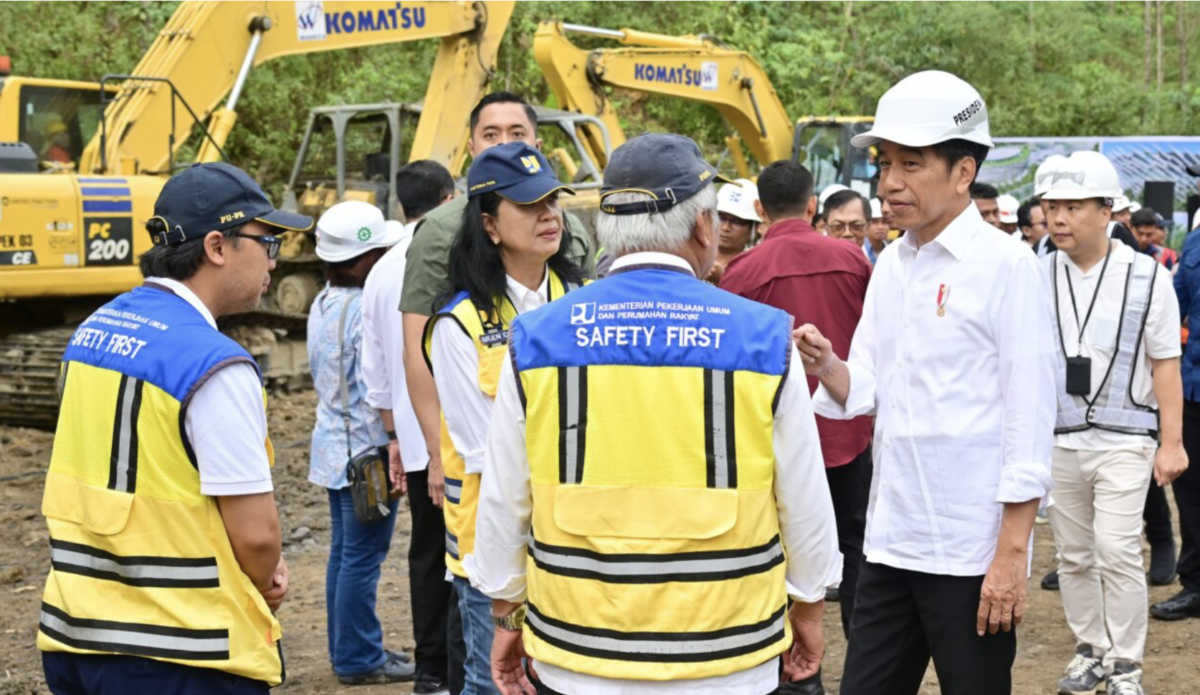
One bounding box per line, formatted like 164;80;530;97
534;21;876;192
0;0;515;427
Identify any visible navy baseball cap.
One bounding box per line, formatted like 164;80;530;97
467;142;574;203
600;133;734;216
148;162;313;247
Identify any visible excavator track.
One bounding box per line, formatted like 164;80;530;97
0;328;72;429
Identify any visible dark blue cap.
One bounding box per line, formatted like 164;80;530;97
148;162;313;247
600;133;733;216
466;142;574;203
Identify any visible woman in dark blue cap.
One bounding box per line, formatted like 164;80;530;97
421;142;585;695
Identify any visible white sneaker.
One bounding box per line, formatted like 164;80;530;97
1107;660;1144;695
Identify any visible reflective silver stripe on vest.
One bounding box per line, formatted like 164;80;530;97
530;535;783;584
49;539;219;589
444;477;463;505
39;603;230;661
446;531;460;559
109;374;144;494
704;369;737;489
1050;252;1159;435
525;602;786;662
559;366;587;484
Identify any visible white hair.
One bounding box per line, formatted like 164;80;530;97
597;186;718;256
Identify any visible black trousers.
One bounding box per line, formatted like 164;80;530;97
1175;400;1200;592
825;444;872;639
840;562;1016;695
1144;475;1174;547
405;469;457;684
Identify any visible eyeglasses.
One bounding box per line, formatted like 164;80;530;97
232;232;282;259
718;213;752;228
828;221;868;234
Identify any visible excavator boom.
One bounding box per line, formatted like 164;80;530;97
534;21;793;176
80;0;514;176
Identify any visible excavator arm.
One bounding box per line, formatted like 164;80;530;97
79;0;513;176
533;21;792;178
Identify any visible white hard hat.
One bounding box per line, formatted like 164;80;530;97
818;184;850;212
1129;201;1142;214
1034;154;1068;197
1111;195;1132;213
1041;151;1123;201
997;194;1019;224
869;198;883;220
1193;208;1200;230
717;179;761;223
851;70;993;149
315;201;402;262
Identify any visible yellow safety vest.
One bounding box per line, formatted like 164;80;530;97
509;265;793;681
423;270;577;578
38;286;284;685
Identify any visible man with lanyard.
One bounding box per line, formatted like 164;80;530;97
474;134;841;695
1153;164;1200;623
1039;150;1187;695
39;163;312;693
795;71;1058;695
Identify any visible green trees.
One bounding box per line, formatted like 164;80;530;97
2;1;1196;197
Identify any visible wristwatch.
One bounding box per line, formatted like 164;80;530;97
491;604;526;632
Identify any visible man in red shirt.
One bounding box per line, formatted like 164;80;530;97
721;160;875;644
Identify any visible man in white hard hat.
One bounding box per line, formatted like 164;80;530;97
793;70;1058;695
1041;150;1187;695
1111;195;1134;228
705;178;761;284
997;194;1020;235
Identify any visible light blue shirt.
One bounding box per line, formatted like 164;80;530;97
307;285;387;489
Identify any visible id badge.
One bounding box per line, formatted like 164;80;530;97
1066;356;1092;396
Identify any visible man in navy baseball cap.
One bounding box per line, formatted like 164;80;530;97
599;132;734;216
140;162;313;316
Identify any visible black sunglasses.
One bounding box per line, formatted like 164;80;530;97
232;232;282;259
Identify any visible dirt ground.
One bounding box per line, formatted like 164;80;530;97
1;389;1198;694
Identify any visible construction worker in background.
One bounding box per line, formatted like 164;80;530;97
865;198;889;263
1040;150;1186;695
797;71;1057;695
1112;195;1134;228
1036;155;1139;258
425;142;585;695
38;163;314;694
997;194;1020;235
361;160;457;695
705;177;761;284
475;134;841;695
1131;209;1178;271
41;116;72;164
971;182;1002;229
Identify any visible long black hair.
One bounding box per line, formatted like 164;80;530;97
438;191;585;319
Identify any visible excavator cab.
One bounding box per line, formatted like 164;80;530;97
0;73;114;172
793;117;877;197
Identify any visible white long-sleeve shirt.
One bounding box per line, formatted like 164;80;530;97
361;221;429;472
814;203;1057;577
472;252;842;695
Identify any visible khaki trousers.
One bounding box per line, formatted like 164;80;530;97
1049;446;1154;665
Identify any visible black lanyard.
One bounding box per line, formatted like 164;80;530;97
1062;240;1111;354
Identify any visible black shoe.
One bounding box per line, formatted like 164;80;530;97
412;673;450;695
337;657;416;685
1150;588;1200;621
1041;569;1060;591
1148;540;1178;586
780;669;825;695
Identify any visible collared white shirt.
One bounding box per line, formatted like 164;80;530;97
473;252;842;695
813;203;1057;577
1034;234;1053;258
1048;240;1181;451
361;221;429;472
144;277;273;496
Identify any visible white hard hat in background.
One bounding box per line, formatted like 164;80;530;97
1129;201;1142;213
869;198;883;220
315;200;402;262
1041;151;1123;201
717;179;762;223
1192;208;1200;230
997;194;1019;224
1034;154;1068;197
850;70;993;149
818;184;850;212
1112;195;1132;213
